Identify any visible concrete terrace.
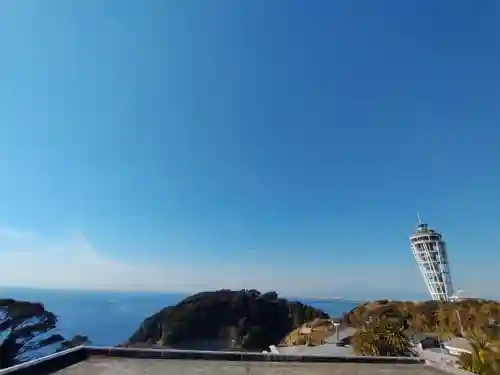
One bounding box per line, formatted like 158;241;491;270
56;357;448;375
0;346;466;375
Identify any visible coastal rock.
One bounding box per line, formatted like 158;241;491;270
0;299;88;368
125;289;328;351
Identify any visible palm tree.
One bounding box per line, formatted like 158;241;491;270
351;321;415;357
457;331;500;375
351;325;379;356
377;323;415;357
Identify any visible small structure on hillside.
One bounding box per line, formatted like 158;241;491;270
442;337;472;356
333;321;341;340
408;333;441;350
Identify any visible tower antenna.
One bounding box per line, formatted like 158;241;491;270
417;213;422;224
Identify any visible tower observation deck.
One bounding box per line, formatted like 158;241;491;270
410;218;454;301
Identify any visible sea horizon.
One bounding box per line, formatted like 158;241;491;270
0;285;363;302
0;287;362;347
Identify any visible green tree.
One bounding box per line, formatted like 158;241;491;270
351;325;380;356
126;289;328;351
457;331;500;375
351;321;416;357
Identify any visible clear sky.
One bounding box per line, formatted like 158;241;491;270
0;0;499;299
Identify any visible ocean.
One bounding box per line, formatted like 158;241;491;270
0;288;360;346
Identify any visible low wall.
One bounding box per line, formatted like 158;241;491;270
86;346;426;363
0;345;427;375
0;346;87;375
268;345;280;354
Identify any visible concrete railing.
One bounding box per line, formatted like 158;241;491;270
85;346;426;363
0;346;87;375
268;345;280;354
0;345;428;375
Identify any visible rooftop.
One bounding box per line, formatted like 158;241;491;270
0;346;462;375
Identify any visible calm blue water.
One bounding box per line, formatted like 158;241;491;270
0;288;359;346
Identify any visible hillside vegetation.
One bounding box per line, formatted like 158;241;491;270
344;299;500;374
126;289;328;351
343;299;500;340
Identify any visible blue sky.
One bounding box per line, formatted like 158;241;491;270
0;0;499;298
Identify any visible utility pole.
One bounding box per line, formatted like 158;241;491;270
456;309;465;337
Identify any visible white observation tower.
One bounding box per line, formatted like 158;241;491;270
410;216;454;301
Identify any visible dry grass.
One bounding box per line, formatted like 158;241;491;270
281;318;336;346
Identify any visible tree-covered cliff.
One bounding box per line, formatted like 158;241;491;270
126;289;328;351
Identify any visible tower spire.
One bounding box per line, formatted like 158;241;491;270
417;213;422;225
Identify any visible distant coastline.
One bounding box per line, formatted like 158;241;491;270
0;287;359;347
0;287;356;301
299;297;362;303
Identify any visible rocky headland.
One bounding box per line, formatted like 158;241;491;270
125;289;328;351
0;299;88;368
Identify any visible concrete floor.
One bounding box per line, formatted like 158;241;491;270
56;356;449;375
